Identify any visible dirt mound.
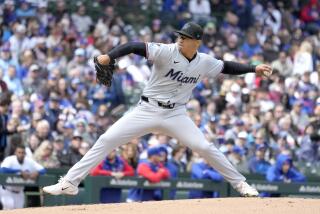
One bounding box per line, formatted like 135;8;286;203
2;198;320;214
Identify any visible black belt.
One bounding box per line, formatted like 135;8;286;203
141;96;175;109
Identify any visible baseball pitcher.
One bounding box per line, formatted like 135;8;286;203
44;22;273;197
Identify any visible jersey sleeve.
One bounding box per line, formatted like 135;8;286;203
146;42;171;64
27;158;45;172
205;57;224;78
1;157;13;168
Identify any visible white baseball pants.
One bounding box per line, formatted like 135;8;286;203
65;100;245;187
0;188;24;209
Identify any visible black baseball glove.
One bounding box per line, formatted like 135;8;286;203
93;56;115;87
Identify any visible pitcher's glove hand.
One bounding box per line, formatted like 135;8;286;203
94;56;115;87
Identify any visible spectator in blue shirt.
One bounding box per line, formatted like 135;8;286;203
248;144;271;175
16;0;36;21
266;154;306;183
189;157;223;199
3;0;17;26
3;65;24;96
241;33;262;57
0;45;19;73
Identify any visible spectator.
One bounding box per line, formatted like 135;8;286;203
47;47;68;74
121;143;139;169
90;150;134;203
59;131;83;167
0;145;45;210
227;145;249;173
225;119;245;141
189;156;223;199
235;131;248;152
8;99;30;133
8;24;30;61
296;124;320;164
3;0;17;26
52;136;65;159
22;64;45;95
225;83;242;108
248;145;271;175
60;121;75;147
37;2;51;29
71;4;93;36
73;118;90;142
266;154;306;183
271;51;293;77
16;0;36;21
300;0;320;34
45;93;62;128
290;100;310;132
262;2;282;34
278;116;298;150
241;32;262;58
0;92;11;161
67;48;90;76
3;65;24;96
201;116;219;144
46;24;63;50
52;0;68;23
134;147;170;201
34;119;52;142
161;0;187;26
29;104;44;129
226;33;239;54
293;41;313;75
86;119;98;146
232;0;252;30
0;44;19;73
25;133;40;158
168;145;187;174
217;113;230;134
17;49;37;80
188;0;211;23
251;0;263;22
33;140;60;168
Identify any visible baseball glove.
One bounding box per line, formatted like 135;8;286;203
93;56;115;87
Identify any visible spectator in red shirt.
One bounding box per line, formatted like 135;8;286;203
90;150;134;203
300;0;320;34
136;147;170;201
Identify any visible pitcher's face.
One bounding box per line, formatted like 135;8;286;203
177;35;200;53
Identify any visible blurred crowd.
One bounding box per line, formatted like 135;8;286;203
0;0;320;198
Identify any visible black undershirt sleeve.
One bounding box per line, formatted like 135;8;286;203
221;61;256;75
108;42;146;63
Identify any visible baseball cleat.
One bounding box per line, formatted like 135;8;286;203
43;177;78;195
235;181;259;197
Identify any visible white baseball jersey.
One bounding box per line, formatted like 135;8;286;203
1;155;44;192
143;43;223;104
62;42;246;189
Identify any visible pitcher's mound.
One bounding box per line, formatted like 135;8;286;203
3;198;320;214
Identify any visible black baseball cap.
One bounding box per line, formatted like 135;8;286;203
175;22;203;40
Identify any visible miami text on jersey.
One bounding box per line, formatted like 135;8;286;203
165;69;200;84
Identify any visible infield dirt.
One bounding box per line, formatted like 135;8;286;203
2;198;320;214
